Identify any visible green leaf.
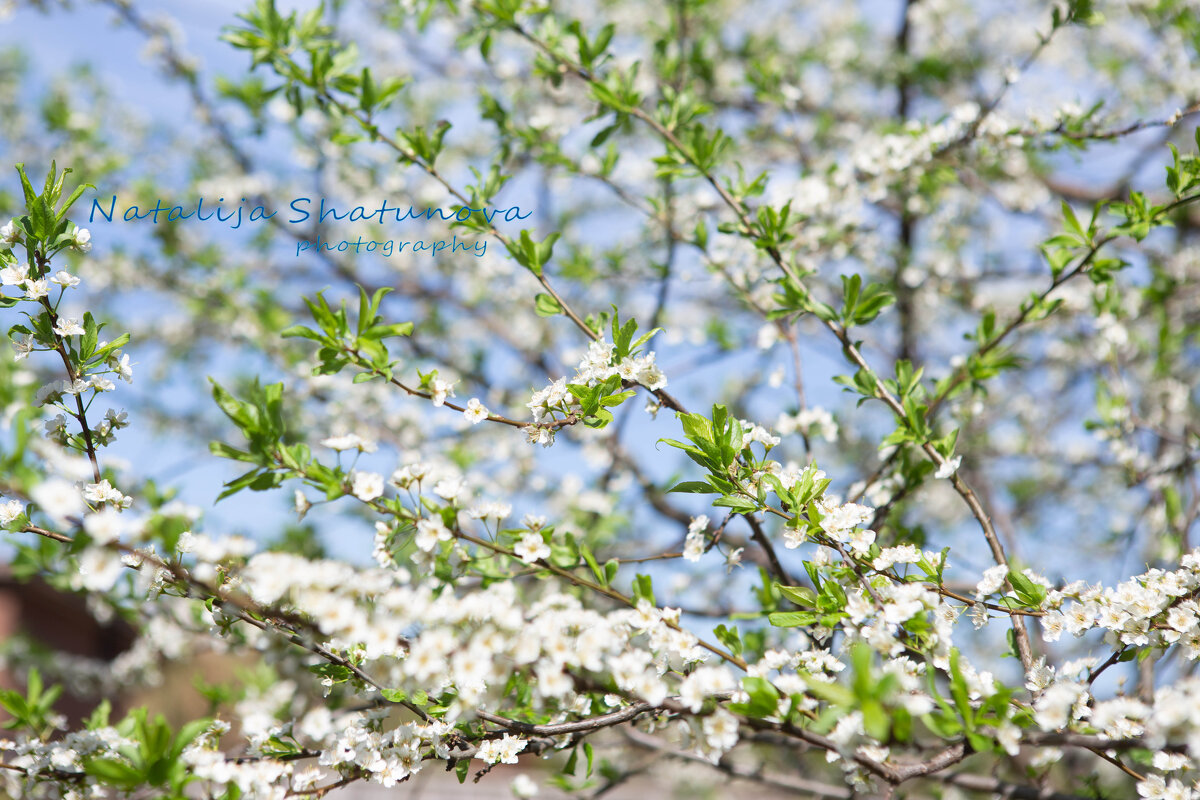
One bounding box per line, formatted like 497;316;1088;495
85;758;143;788
210;380;255;430
89;333;131;365
667;481;714;494
216;468;269;501
632;574;654;606
85;699;111;730
173;718;214;758
1007;569;1046;608
209;441;256;463
728;676;779;718
281;324;325;342
580;544;605;585
713;495;758;513
57;182;95;222
777;585;817;607
534;293;563;316
767;611;815;627
861;699;890;741
14;163;36;208
713;624;743;657
948;649;974;729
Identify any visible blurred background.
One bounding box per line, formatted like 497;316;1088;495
0;0;1197;796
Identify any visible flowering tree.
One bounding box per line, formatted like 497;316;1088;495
0;0;1199;797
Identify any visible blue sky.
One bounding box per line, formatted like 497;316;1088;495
0;0;1185;591
1;3;340;548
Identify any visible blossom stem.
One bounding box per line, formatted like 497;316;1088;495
34;251;102;484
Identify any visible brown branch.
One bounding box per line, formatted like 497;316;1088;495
477;701;657;736
34;254;102;485
742;513;792;585
622;726;855;799
818;318;1036;671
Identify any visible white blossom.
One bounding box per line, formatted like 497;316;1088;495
53;317;85;337
72;227;92;253
464;398;489;424
934;455;962;480
475;734;527;764
513;531;550;564
351;471;385;502
0;499;24;525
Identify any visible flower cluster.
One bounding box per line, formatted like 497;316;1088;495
525;337;668;445
1037;550;1200;660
